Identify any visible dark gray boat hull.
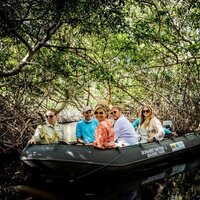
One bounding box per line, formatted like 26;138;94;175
21;133;200;179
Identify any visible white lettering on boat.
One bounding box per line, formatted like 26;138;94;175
141;146;165;158
170;141;185;151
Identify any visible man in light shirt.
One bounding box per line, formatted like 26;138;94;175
28;108;64;144
110;106;138;147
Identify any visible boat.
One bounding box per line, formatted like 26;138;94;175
20;132;200;180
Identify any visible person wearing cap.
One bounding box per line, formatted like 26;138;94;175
93;104;115;149
28;108;64;144
76;106;98;145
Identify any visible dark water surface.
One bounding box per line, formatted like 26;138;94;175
1;156;200;200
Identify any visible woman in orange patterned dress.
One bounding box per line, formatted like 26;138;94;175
93;104;115;149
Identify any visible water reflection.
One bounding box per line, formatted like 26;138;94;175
14;158;200;200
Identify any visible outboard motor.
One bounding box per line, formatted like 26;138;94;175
163;120;173;132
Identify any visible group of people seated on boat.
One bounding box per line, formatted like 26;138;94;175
28;103;178;149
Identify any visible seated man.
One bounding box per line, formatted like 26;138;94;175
28;108;64;144
110;106;138;147
76;106;98;145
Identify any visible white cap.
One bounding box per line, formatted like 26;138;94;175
82;106;92;113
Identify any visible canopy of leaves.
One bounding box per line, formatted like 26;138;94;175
0;0;200;153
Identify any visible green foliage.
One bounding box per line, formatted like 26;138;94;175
0;0;200;133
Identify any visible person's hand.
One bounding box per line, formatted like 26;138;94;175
28;138;36;144
148;132;156;143
172;132;178;137
85;143;93;146
147;136;154;143
77;138;86;145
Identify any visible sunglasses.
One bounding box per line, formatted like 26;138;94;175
142;110;150;113
94;111;104;115
110;111;117;115
45;115;55;118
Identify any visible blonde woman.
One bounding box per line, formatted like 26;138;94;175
93;104;115;149
137;104;164;143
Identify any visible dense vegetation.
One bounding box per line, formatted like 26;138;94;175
0;0;200;154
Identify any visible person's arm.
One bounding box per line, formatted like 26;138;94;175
75;122;85;144
28;138;37;144
155;119;165;141
164;128;171;135
77;138;86;145
114;120;121;142
28;125;41;144
172;132;178;137
132;118;140;130
148;118;165;142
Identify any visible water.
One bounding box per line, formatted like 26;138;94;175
1;157;200;200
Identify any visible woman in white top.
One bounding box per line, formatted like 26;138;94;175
137;104;164;143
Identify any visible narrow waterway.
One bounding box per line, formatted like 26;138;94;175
1;156;200;200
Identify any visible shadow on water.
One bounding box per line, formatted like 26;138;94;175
2;156;200;200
